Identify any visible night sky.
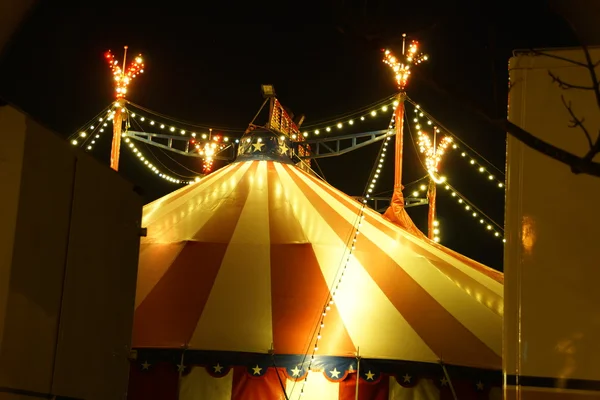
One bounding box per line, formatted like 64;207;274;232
0;1;577;270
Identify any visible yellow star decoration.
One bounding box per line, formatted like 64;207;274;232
279;142;289;154
252;141;265;152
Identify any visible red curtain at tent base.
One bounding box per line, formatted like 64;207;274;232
127;363;494;400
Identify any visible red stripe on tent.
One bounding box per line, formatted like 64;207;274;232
132;242;228;348
270;244;356;356
298;168;503;284
127;362;178;400
231;367;287;400
193;162;258;242
133;163;258;348
286;167;501;368
339;374;389;400
135;242;185;307
267;162;308;244
269;162;355;356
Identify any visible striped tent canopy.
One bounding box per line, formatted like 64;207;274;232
129;129;503;400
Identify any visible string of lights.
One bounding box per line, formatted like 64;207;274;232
299;100;399;138
294;210;365;398
125;106;239;145
409;180;504;241
453;147;504;189
127;114;229;174
364;109;397;202
126;100;246;133
300;95;395;128
68;107;114;146
129;118;206;176
122;136;198;185
294;114;392;396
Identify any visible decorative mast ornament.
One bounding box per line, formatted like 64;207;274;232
382;35;428;189
380;34;429;238
416;122;452;240
382;39;428;91
104;46;145;171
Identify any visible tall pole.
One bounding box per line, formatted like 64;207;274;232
110;45;128;172
427;179;437;239
381;37;428;237
427;127;437;239
110;105;123;171
106;45;144;172
393;92;406;191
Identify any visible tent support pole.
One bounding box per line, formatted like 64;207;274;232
440;361;458;400
355;347;361;400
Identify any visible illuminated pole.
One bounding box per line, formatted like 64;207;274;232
416;125;452;242
383;35;428;208
427;127;438;239
427;176;437;239
104;46;145;171
394;92;406;191
110;106;124;170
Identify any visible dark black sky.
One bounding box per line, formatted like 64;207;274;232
0;1;577;270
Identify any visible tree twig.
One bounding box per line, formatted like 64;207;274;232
414;64;600;178
578;43;600;163
549;70;597;91
529;49;588;68
560;95;593;148
503;119;600;176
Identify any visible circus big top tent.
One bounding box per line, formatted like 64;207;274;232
127;125;504;400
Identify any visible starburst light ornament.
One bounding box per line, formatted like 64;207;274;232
104;47;145;99
417;125;452;183
382;40;428;90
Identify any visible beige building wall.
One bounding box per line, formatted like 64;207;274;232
505;48;600;399
0;105;143;399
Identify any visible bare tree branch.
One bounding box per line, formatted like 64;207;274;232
580;43;600;110
529;49;588;68
503;119;600;176
549;70;597;90
414;54;600;179
560;95;594;148
578;44;600;163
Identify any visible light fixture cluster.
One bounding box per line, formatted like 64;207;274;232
416;125;452;184
298;100;399;139
411;105;505;190
408;182;504;241
382;39;428;90
194;133;228;173
123;136;198;185
104;47;144;99
297;206;366;397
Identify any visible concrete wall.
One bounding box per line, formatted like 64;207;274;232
0;104;143;399
505;48;600;399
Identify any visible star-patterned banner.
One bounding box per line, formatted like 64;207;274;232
131;349;501;389
235;128;295;164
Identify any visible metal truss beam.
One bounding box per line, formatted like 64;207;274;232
353;196;428;213
124;130;235;161
295;129;394;159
